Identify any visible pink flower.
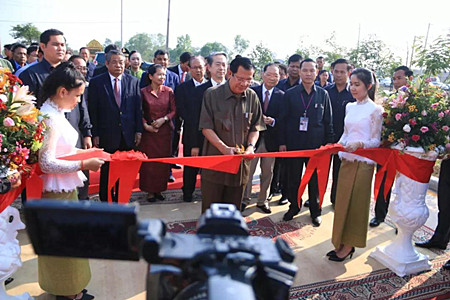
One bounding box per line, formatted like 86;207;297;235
3;117;15;127
438;112;445;118
409;118;417;126
395;113;402;121
431;103;439;108
412;135;420;142
420;126;429;133
445;110;449;115
421;110;427;116
443;125;449;132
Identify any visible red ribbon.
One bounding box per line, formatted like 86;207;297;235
0;145;435;210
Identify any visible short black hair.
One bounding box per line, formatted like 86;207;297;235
179;52;192;63
316;56;324;60
40;29;64;45
39;62;85;107
229;56;254;74
104;44;120;54
318;69;328;76
394;65;413;77
288;54;303;65
263;62;278;72
4;44;12;50
148;64;164;76
11;43;27;53
275;62;287;74
206;52;227;66
154;49;169;58
299;58;315;69
27;45;39;55
68;55;85;63
332;58;351;71
79;47;89;53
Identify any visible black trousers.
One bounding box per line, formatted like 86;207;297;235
270;158;288;198
171;117;183;158
374;164;392;221
182;145;199;197
330;154;341;204
432;159;450;244
287;157;321;218
99;136;131;202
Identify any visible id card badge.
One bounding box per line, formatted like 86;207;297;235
299;116;309;131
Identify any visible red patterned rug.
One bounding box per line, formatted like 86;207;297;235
166;218;450;299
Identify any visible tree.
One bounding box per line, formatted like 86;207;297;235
293;40;322;61
249;42;274;72
199;42;228;58
103;38;121;48
348;35;400;78
10;23;41;44
322;32;348;66
169;34;196;63
232;35;250;56
124;33;165;61
413;33;450;78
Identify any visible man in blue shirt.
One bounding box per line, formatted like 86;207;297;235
276;54;302;92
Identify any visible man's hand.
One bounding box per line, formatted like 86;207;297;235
83;136;93;149
243;145;255;160
220;145;238;155
263;115;274;125
93;136;100;148
279;145;287;152
191;147;200;156
135;133;142;147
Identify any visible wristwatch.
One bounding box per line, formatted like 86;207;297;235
247;143;254;148
164;116;169;122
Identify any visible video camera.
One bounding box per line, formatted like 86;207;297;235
24;201;298;300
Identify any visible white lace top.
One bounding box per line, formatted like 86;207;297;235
338;97;383;164
39;100;86;192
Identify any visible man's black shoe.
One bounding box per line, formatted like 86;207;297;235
171;164;182;169
283;207;300;221
257;203;272;214
369;217;382;227
168;175;176;182
443;259;450;270
183;195;193;202
278;197;288;205
415;240;447;250
304;200;310;207
267;193;273;200
241;203;247;212
312;216;322;227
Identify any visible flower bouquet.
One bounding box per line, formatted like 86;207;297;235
0;67;47;187
382;77;450;156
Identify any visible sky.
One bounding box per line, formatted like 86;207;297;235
1;0;449;64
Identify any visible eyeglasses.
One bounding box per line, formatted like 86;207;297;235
233;75;252;84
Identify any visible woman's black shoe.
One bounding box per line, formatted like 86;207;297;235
326;250;336;257
329;247;355;262
155;193;165;201
147;197;156;202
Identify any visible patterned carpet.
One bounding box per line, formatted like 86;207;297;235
165;217;450;300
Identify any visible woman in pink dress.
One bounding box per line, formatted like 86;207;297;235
139;64;176;201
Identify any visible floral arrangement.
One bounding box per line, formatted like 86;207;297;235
382;77;450;154
0;67;47;179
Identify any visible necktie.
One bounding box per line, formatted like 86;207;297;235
181;72;185;83
114;77;121;108
263;90;270;113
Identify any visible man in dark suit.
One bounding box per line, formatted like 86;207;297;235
168;51;192;84
9;43;27;73
92;44;131;77
88;50;143;202
279;58;334;226
242;63;284;214
175;55;207;202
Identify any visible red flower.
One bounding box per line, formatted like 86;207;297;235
412;135;420;142
409;118;417;126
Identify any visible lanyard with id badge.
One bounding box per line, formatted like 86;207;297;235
299;91;314;131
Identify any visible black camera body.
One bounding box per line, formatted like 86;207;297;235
25;202;298;300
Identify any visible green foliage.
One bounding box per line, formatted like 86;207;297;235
169;34;196;63
413;34;450;78
249;42;274;73
232;35;250;56
103;38;121;48
322;32;348;66
348;35;400;78
10;23;41;45
199;42;228;58
124;33;165;61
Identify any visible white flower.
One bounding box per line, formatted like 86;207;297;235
403;124;411;133
0;94;7;103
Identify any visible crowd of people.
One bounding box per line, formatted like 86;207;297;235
1;27;449;298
